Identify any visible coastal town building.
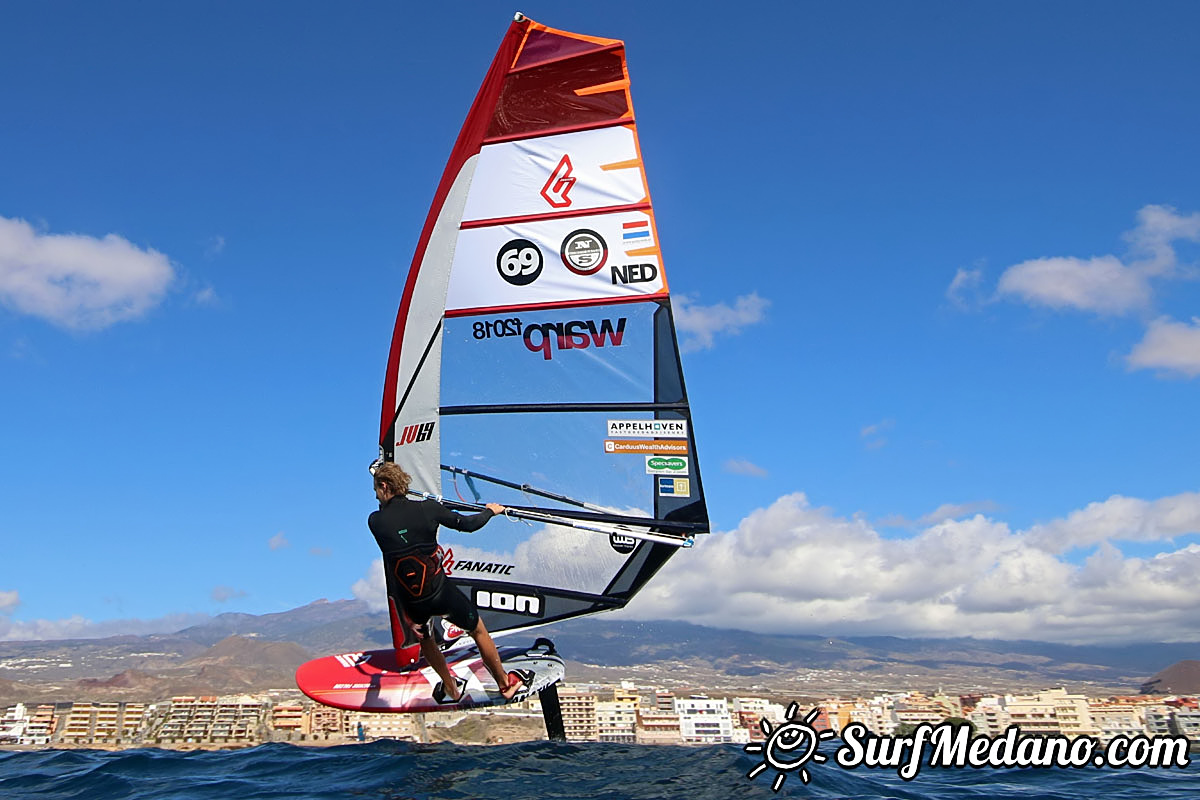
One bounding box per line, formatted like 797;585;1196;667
558;688;599;742
967;697;1011;736
675;695;742;744
594;686;638;743
2;684;1197;751
1088;701;1144;744
154;696;268;747
635;708;681;745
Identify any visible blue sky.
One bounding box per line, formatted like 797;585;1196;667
2;1;1198;645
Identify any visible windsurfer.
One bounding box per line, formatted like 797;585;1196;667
369;462;526;702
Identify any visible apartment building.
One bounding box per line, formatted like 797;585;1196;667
1089;701;1144;743
154;696;267;746
967;697;1012;737
558;688;598;742
595;687;638;744
0;703;28;744
343;711;420;742
676;695;740;744
846;697;898;736
635;708;681;745
1004;690;1066;736
271;703;305;736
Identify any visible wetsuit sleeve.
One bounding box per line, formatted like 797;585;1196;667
429;502;495;533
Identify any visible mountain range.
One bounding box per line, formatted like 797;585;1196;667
1;599;1197;703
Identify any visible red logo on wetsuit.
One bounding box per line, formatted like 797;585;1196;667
540;154;575;208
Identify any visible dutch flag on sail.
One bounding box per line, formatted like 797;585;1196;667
622;219;653;251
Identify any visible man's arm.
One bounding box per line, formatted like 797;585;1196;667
430;501;504;533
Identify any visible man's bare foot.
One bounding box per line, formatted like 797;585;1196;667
500;670;529;700
433;676;467;704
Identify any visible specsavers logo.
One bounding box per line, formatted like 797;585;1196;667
645;456;688;476
745;705;1191;792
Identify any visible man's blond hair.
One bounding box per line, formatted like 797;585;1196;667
373;462;411;496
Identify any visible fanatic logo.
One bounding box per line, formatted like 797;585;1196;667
334;652;371;669
540;154;575;208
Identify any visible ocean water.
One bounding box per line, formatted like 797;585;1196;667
1;740;1197;800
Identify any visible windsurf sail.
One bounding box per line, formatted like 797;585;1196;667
379;13;708;644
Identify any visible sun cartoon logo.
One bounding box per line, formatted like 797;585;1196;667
744;703;837;791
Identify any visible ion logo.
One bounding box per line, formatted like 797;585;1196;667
540;154;575;208
497;239;543;286
561;229;608;275
522;317;626;360
396;421;435;447
609;533;637;554
610;263;658;285
474;589;543;617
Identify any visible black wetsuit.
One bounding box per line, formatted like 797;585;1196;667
368;495;495;631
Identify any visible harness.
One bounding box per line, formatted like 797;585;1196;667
391;544;450;600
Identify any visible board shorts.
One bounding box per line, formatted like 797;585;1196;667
401;582;479;636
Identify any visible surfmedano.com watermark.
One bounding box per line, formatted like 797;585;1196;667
745;704;1191;792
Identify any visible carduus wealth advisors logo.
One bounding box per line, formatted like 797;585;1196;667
541;154;575;208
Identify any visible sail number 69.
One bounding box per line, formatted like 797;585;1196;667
496;239;543;286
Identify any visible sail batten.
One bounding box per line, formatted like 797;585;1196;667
380;16;708;637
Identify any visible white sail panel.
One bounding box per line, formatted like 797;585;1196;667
384;155;482;495
461;127;647;223
446;210;665;313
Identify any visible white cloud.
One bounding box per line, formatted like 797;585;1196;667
673;292;769;352
268;532;290;551
621;490;1200;644
211;585;248;603
1024;492;1200;553
918;501;1000;526
990;205;1199;318
192;286;220;307
352;558;387;612
946;267;985;309
0;590;19;614
0;611;212;642
1124;204;1200;277
996;255;1151;315
975;205;1200;380
1127;317;1200;378
860;418;893;450
0;215;175;330
724;458;768;477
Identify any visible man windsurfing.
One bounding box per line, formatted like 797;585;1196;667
368;462;527;703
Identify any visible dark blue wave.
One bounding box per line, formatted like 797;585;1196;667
1;741;1197;800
